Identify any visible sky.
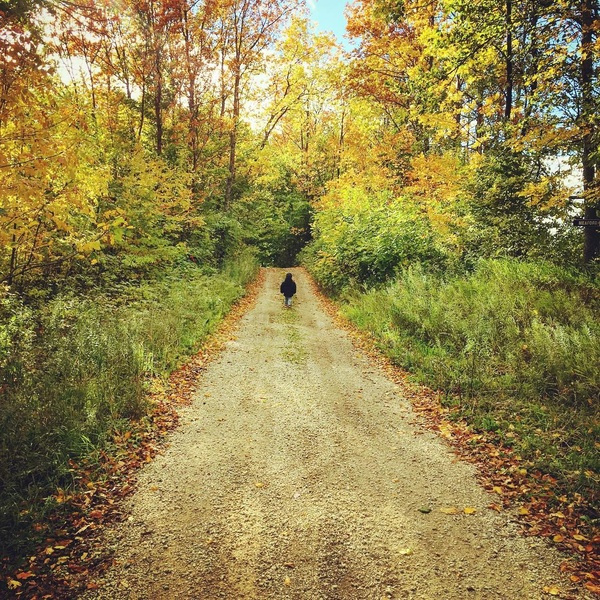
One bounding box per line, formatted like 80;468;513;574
307;0;351;46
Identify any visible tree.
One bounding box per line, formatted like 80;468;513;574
217;0;301;208
0;6;109;287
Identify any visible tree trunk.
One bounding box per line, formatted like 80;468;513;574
8;224;17;287
220;35;227;118
337;108;346;179
476;100;484;154
581;0;599;262
225;69;240;208
138;76;146;142
155;46;163;156
181;5;199;172
504;0;513;121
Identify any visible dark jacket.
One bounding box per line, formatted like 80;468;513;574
280;275;296;297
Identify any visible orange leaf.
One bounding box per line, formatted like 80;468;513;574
585;582;600;594
15;571;34;580
553;535;564;543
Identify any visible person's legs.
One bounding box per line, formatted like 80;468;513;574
284;296;292;307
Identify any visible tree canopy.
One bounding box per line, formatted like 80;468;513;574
1;0;598;293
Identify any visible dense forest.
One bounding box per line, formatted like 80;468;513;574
1;0;599;590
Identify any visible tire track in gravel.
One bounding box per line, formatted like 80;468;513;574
82;267;589;600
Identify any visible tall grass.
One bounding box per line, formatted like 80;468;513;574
0;250;258;557
339;259;600;492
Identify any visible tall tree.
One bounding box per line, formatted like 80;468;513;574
218;0;300;208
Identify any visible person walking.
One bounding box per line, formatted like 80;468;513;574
280;272;297;308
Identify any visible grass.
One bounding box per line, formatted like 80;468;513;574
0;250;259;560
277;307;308;364
333;258;600;500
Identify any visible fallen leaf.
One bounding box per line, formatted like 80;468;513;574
492;486;503;494
7;580;22;589
439;424;452;437
553;535;564;543
585;582;600;593
543;585;560;595
463;507;477;515
284;576;291;586
75;523;91;535
255;482;264;489
518;507;529;516
440;507;459;515
16;571;35;580
418;507;432;514
398;548;414;556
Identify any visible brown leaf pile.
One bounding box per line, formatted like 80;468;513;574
2;269;265;600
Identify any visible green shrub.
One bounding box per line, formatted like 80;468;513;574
344;259;599;401
302;199;448;294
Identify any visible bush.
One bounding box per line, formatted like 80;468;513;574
343;259;599;402
236;186;312;267
302;200;448;294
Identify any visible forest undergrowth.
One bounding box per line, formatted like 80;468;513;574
0;251;259;563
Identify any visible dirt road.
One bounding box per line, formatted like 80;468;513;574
84;268;583;599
